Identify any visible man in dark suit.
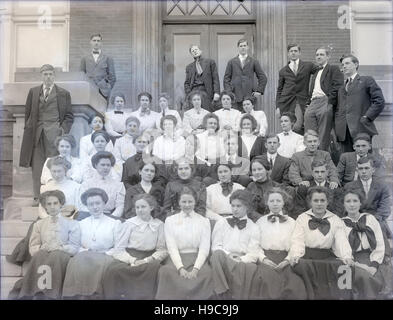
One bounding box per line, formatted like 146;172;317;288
304;46;344;151
276;43;316;134
80;34;116;101
337;133;386;186
335;54;385;153
184;45;220;112
19;64;74;205
223;38;267;111
253;134;291;185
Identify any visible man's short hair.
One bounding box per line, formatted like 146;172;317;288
265;133;280;143
287;43;300;52
189;44;200;52
353;133;371;144
311;159;327;170
40;64;55;73
281;112;297;124
340;54;360;70
315;46;331;56
357;155;375;167
304;129;319;140
237;38;248;47
90;34;102;40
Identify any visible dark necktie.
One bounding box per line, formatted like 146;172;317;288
221;182;233;197
283;132;289;136
43;87;50;101
269;157;274;170
134;152;143;161
308;216;331;236
227;217;247;230
114;111;123;114
343;215;376;252
93;50;100;54
345;78;352;92
267;213;288;223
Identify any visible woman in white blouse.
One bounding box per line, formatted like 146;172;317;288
62;188;122;299
104;93;131;139
152;115;186;162
155;93;182;135
214;91;241;134
237;96;268;137
252;188;307;299
112;116;139;164
156;187;213;300
206;163;244;221
341;188;386;299
41;134;82;185
210;189;261;299
288;186;354;299
102;194;167;299
79;114;114;160
13;190;80;300
238;114;266;160
182;91;210;136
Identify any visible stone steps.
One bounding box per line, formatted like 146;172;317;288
1;220;32;238
21;207;38;222
1;237;23;256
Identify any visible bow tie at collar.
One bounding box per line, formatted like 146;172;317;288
92;50;100;54
308;215;331;236
134;216;159;232
140;109;151;116
227;216;247;230
343;215;376;252
114;110;123;114
283;132;290;136
267;213;288;223
220;181;233;197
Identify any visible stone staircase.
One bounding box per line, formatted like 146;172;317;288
1;203;37;299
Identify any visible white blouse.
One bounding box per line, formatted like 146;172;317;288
212;216;260;263
195;131;226;162
164;211;211;270
109;216;167;264
206;182;244;220
256;212;296;262
342;213;385;265
155;109;183;135
41;156;83;184
104;110;132;137
80;153;121;182
112;134;137;164
79;131;114;159
130;108;160;134
214;108;241;132
236;110;268;136
79;214;122;253
152;134;186;162
277;130;305;159
182;108;210;135
288;209;353;261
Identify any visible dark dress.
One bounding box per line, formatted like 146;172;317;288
246;179;280;215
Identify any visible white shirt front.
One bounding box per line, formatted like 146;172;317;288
236;110;268;136
152;134;186;162
130;108;160;133
267;152;277;167
104;110;132;137
214;108;241;132
79;131;114;159
277;130;305;158
290;59;299;74
360;178;372;196
312;63;328;99
112;134;137;164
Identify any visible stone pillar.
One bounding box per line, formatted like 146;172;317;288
130;0;162;110
256;0;287;133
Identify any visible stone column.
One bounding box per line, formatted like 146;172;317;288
255;0;287;133
130;1;162;110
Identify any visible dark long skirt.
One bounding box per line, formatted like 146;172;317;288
9;250;72;300
62;251;114;299
102;249;160;300
352;250;384;299
293;248;351;300
250;250;307;300
156;252;213;300
210;250;261;299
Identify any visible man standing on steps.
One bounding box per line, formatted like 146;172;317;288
80;34;116;101
19;64;74;206
224;38;267;111
184;44;220;112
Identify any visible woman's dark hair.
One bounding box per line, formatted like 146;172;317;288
91;130;111;144
138;161;157;179
178;186;198;204
220;90;235;102
160;114;178;130
242;95;257;106
54;134;76;149
88;113;105;125
137;92;152;102
263;187;293;215
250;157;270;172
133;193;160;218
91;151;116;168
240;114;258;132
306;186;331;205
229;189;254;211
39;190;66;207
202;113;220;132
342;187;366;213
173;157;195;178
111;92;126;106
81;188;109;206
46;156;72;172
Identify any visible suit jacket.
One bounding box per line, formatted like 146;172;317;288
223;55;267;102
335;74;385;141
276;60;316;112
253;154;291;185
337;152;387;185
80;53;116;97
19;84;73;168
309;63;344;107
184;57;220;101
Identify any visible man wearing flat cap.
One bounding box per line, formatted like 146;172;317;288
19;64;74;205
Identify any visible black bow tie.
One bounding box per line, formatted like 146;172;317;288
227;217;247;230
134;152;143;162
343;215;376;252
221;182;233;197
308;216;330;236
283;132;289;136
114;111;123;114
93;51;100;54
316;65;324;71
267;213;288;223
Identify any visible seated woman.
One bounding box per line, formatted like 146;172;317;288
163;158;207;218
79;151;125;220
182;91;210;136
238;114;266;160
156;187;213;300
102;194;167;300
123;162;165;220
210;189;261;299
246;158;280;216
214;91;241;134
79;114;114;159
195;113;226;163
152;115;186;163
206;163;244;221
41;134;82;185
341;188;386;299
288;186;354;300
112;116;140;164
62;188;122;299
11;190;80;300
80;130;121;181
104;93;131;140
155;93;183;136
236;96;268;137
39;157;81;219
253;188;307;300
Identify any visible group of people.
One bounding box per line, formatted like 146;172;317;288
9;35;392;300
